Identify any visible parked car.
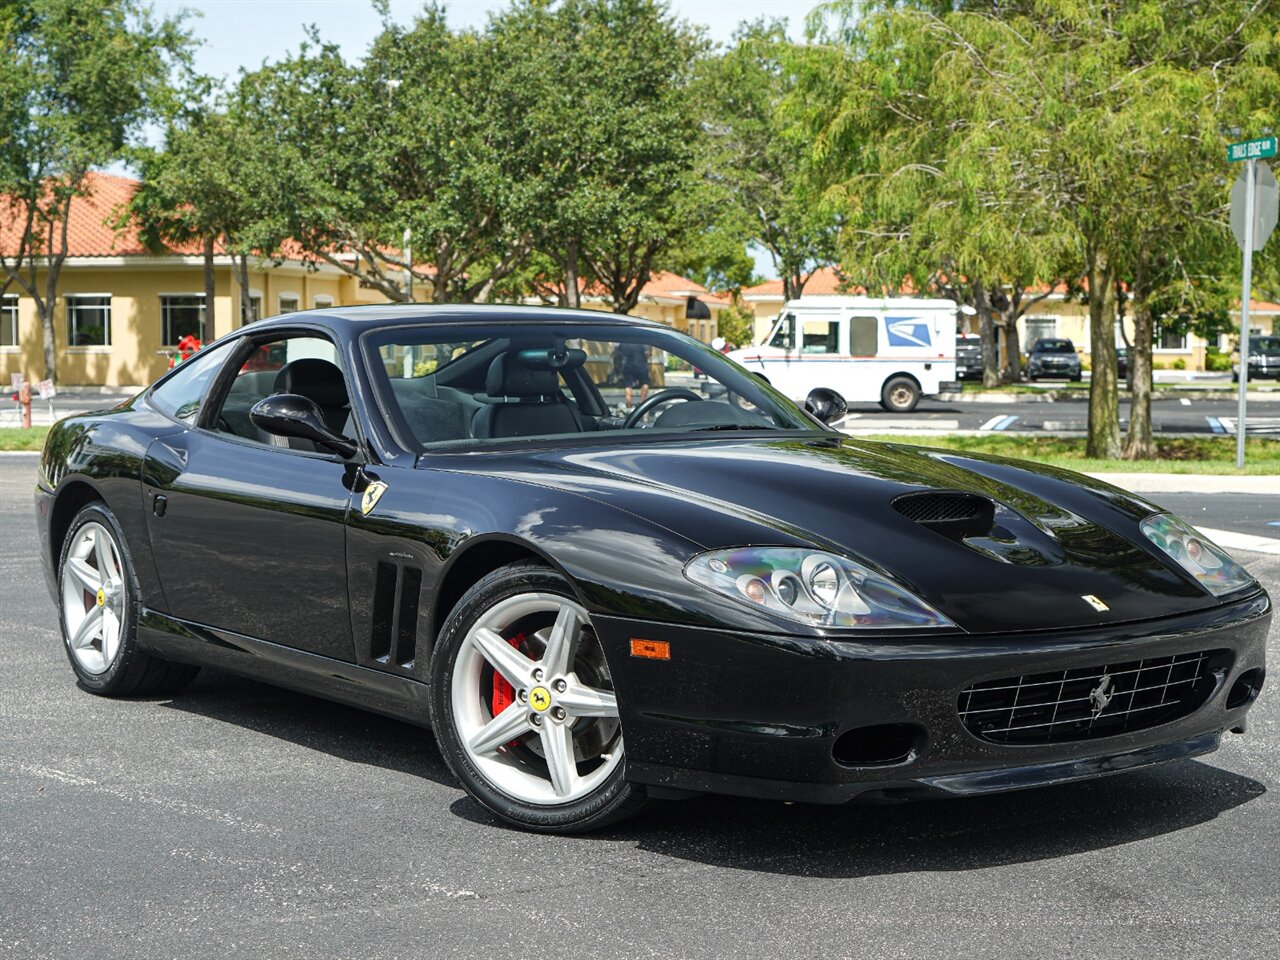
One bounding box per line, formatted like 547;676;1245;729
956;333;984;381
1232;335;1280;382
36;305;1268;833
1116;346;1129;379
1026;337;1083;382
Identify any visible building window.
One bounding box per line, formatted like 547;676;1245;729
1;295;17;348
314;295;334;310
161;294;206;345
1157;327;1187;350
248;293;262;323
279;294;299;314
1023;316;1057;352
66;294;112;347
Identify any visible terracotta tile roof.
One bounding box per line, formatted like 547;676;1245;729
0;172;206;257
1241;299;1280;312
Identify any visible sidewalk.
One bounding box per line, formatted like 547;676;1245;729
1086;472;1279;494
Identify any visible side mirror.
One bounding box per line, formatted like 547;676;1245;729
250;393;358;458
752;371;772;385
805;387;847;425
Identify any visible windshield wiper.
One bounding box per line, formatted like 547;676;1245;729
688;423;770;432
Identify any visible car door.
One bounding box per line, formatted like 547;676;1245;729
141;330;359;661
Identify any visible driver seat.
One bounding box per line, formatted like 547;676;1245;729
473;352;583;439
270;358;351;449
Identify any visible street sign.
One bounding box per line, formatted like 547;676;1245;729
9;373;22;391
1227;136;1277;163
36;379;56;400
1230;161;1278;250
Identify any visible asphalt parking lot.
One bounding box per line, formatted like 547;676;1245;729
1;452;1277;960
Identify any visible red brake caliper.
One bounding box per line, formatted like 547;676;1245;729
490;633;526;742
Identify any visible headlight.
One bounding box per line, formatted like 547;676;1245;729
684;547;955;629
1140;514;1256;597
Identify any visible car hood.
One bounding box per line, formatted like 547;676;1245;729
444;435;1225;634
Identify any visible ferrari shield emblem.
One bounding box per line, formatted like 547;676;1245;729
361;480;389;516
1081;594;1109;613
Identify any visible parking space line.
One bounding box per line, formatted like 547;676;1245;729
1206;416;1225;434
979;415;1020;431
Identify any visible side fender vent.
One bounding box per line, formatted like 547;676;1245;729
893;491;995;540
371;561;423;669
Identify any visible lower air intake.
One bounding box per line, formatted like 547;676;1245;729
958;650;1223;744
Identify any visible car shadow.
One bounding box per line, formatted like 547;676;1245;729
157;671;1266;878
452;757;1265;878
157;669;457;788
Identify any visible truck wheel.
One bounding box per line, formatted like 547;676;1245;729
880;376;920;413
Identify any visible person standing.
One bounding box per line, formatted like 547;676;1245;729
613;341;650;410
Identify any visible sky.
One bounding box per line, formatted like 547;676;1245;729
154;0;802;81
147;0;797;280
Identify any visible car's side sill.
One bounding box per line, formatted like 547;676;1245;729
137;608;431;728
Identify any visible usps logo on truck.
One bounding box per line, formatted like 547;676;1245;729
885;316;932;349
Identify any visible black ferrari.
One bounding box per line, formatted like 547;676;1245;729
36;305;1269;832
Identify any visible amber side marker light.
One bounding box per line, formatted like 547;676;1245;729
630;638;671;660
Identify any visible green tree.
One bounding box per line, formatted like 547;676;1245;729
488;0;706;312
0;0;190;382
696;18;838;301
125;86;271;330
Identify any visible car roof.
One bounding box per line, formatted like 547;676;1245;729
249;302;666;337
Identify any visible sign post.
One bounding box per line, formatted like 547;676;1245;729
1227;137;1279;469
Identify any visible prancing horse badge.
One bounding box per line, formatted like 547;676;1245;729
361;480;389;516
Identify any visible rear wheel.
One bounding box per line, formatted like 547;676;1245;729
880;376;920;413
57;503;198;696
429;561;646;832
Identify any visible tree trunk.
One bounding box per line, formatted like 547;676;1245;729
974;280;1000;388
235;255;254;325
202;235;216;340
562;240;581;309
1005;312;1023;382
39;300;56;384
1085;250;1120;459
1122;270;1155;460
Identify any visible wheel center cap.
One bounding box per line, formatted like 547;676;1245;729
529;686;552;712
95;588;106;608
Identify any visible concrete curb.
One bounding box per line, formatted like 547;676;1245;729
938;390;1279;403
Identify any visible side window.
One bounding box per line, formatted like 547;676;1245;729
801;319;839;354
768;313;795;350
850;316;878;356
213;334;350;448
148;341;233;424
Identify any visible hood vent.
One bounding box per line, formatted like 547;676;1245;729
893;491;995;540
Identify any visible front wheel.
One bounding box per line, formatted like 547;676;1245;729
429;561;646;832
880;376;921;413
58;503;198;696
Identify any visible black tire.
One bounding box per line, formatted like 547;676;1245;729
1232;372;1240;383
1070;373;1083;382
429;560;647;833
880;375;921;413
57;502;199;696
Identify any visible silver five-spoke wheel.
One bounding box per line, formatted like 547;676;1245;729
60;521;126;675
451;592;622;805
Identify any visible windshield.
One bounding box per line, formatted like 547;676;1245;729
1034;339;1075;354
1250;336;1280;356
364;322;819;451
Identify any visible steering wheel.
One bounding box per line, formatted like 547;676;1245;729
623;387;702;428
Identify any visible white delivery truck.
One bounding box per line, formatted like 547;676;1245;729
727;297;961;413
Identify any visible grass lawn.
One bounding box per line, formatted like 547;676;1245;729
862;434;1280;475
0;426;48;452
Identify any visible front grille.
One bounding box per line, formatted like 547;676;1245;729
959;650;1222;744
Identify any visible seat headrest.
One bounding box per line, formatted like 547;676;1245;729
273;358;348;408
485;348;584;399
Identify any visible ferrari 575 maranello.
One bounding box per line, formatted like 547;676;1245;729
36;305;1269;831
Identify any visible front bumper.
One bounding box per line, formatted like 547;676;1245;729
596;591;1269;803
